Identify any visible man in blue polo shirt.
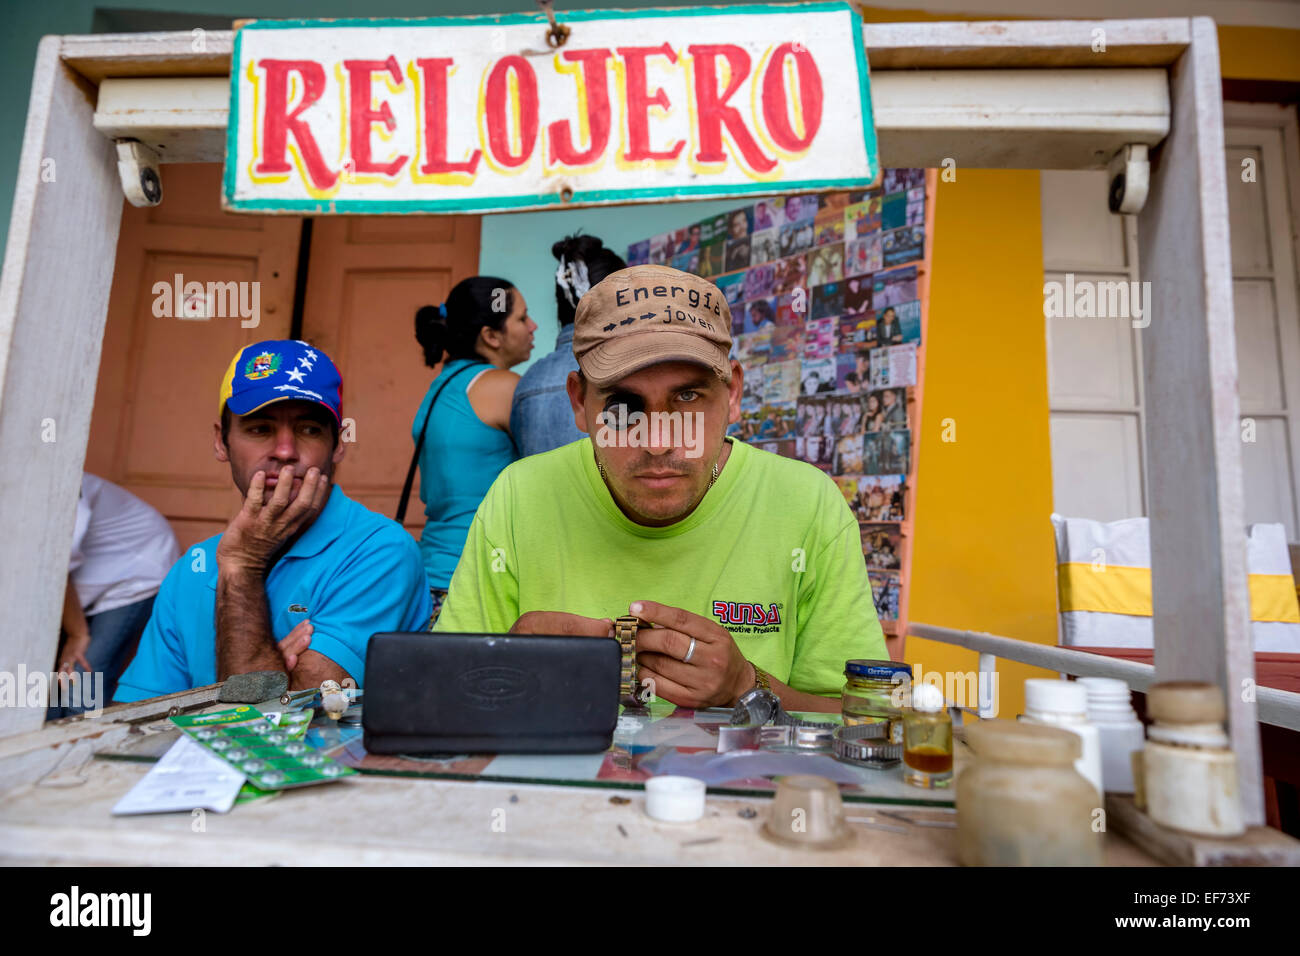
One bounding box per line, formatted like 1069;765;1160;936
114;340;430;702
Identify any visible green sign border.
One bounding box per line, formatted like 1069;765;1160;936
223;2;878;214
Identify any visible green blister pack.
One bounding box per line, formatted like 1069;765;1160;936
171;706;354;791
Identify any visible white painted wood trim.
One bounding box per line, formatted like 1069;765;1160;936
1135;18;1262;824
95;70;1172;171
60;31;233;83
1223;119;1300;541
864;18;1191;69
93;76;227;163
0;39;125;736
60;21;1192;82
912;622;1300;732
861;0;1300;31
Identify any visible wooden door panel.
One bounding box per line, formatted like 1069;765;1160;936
90;163;483;548
300;215;482;526
120;252;270;483
87;164;302;550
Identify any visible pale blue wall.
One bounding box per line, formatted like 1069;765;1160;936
478;197;751;373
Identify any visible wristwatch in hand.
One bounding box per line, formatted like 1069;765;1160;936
614;615;642;707
730;665;838;731
732;686;781;726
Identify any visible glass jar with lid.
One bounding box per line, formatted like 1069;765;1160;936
957;720;1103;867
842;659;912;743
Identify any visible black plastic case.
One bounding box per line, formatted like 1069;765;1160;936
361;632;621;754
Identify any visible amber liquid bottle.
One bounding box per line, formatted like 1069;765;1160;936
903;684;953;789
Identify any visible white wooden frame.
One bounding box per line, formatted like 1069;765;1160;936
1223;101;1300;540
0;19;1263;826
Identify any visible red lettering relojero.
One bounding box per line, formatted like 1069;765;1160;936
414;57;482;177
687;44;777;174
342;55;408;177
253;59;338;191
617;44;686;164
548;48;614;167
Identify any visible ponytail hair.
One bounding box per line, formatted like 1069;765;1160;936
414;276;517;368
552;233;627;326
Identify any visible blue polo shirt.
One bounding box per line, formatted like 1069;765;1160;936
114;486;431;701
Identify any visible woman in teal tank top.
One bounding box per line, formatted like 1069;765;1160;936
412;277;536;620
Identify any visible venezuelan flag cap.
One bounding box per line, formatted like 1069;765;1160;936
217;340;342;423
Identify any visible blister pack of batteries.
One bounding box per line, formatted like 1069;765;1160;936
171;706;354;791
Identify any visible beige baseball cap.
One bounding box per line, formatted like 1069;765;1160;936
572;265;733;388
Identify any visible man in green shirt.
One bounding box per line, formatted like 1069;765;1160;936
434;265;887;712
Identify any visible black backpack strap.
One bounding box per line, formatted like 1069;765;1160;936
396;361;481;523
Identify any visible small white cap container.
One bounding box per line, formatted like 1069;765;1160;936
912;682;946;712
1022;679;1103;796
1024;678;1087;716
645;775;706;822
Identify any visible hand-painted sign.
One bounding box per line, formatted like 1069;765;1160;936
224;3;877;214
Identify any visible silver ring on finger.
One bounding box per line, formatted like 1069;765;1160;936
682;637;697;664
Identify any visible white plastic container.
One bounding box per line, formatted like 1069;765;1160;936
644;775;706;822
1078;677;1144;793
1020;679;1103;796
957;721;1103;866
1140;682;1244;838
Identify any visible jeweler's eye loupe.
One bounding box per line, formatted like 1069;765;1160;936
599;394;646;430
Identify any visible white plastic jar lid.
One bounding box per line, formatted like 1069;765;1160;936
645;775;706;822
1078;677;1131;699
1024;678;1088;717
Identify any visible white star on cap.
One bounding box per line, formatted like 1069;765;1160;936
304;349;318;361
298;357;314;370
286;367;306;383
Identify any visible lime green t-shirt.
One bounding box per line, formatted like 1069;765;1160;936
433;438;886;697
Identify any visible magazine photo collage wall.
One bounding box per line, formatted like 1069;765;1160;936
626;168;928;628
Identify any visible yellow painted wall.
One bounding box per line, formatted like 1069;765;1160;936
1218;26;1300;82
904;170;1058;721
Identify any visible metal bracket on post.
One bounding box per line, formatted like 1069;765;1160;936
1108;143;1150;215
114;138;162;207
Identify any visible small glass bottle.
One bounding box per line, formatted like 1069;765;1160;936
903;683;952;788
842;659;912;743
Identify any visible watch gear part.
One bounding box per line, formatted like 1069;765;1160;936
833;723;904;768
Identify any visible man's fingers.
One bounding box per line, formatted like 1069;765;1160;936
629;600;718;641
264;464;295;516
634;627;696;662
634;665;698;709
279;621;312;653
635;651;701;689
309;470;330;515
277;620;313;671
73;649;92;672
244;471;267;513
278;466;319;526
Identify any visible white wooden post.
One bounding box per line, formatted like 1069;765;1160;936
0;38;124;735
1136;18;1262;825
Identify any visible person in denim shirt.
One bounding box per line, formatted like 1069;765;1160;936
510;235;626;457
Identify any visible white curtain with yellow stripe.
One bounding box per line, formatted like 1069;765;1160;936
1051;515;1300;652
